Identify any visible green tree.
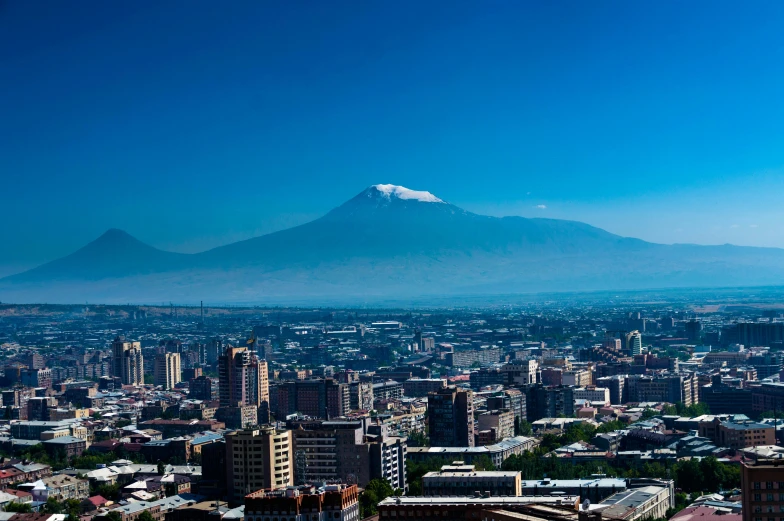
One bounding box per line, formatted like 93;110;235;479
406;457;452;496
641;408;660;420
4;502;33;513
675;458;704;493
516;419;533;436
407;430;429;447
44;496;64;514
596;420;627;434
105;511;123;521
472;455;496;471
359;479;395;517
138;511;156;521
157;460;166;475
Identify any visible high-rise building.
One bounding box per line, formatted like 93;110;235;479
477;409;514;443
428;386;474;447
685;320;703;342
205;338;222;365
218;346;269;412
154;352;181;390
596;375;627;405
625;373;698;406
288;418;407;491
740;457;784;521
275;379;350;419
225;426;293;506
189;375;213;401
20;368;52;389
501;360;540;385
524;385;575;422
626;331;643;356
111;336;144;386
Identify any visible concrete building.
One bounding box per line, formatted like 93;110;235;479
288;418;407;491
372;380;404;402
41;474;90;501
562;369;592;387
244;484;359;521
741;457;784;521
349;381;374;411
486;389;526;425
598;483;673;521
219;346;269;415
627;330;643;356
154;352;181;390
573;387;611;404
112;336;144;386
519;477;628;504
501;360;540;385
751;382;784;415
20;368;52;389
277;379;350;419
407;436;537;469
225;426;293;506
377;495;580;521
477;409;514;443
402;378;447;397
626;373;698;406
189;375;213;401
524;385;575;422
429;386;474;447
716;421;776;450
423;463;521;497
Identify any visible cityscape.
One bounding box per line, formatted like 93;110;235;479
0;298;781;521
4;2;784;521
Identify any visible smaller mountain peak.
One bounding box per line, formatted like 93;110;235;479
369;184;443;203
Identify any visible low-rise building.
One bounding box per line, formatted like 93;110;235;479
377;495;580;521
423;463;521;497
407;436;537;469
598;482;673;521
477;409;515;442
520;477;627;504
244;484;359;521
42;474;90;501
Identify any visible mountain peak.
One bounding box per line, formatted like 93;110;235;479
368;184;443;203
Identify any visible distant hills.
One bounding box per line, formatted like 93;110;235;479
3;184;784;304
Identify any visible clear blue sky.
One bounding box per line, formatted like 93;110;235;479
3;1;784;277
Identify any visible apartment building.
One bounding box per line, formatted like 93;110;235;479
225;427;293;506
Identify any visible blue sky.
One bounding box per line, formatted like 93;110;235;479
3;1;784;276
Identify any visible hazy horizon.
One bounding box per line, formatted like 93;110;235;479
4;2;784;277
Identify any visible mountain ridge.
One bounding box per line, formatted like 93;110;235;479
3;184;784;304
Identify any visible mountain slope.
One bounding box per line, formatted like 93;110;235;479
6;228;191;282
2;184;784;304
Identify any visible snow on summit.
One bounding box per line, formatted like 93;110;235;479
371;184;443;203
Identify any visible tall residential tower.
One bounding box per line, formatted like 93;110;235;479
112;336;144;386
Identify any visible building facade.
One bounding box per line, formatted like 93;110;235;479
225;427;293;506
429;387;474;447
112;336;144;386
219;346;269;412
154;352;181;390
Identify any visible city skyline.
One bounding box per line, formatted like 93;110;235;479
4;2;784;276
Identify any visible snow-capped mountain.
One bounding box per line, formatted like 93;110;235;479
3;184;784;304
370;184;444;203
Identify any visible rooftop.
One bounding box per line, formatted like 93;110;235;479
378;495;580;507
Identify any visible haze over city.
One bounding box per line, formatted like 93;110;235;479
6;4;784;521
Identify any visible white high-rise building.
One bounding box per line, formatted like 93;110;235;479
112;336;144;386
154;352;181;390
628;331;643;356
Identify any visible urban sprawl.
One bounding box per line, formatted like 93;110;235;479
0;301;782;521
